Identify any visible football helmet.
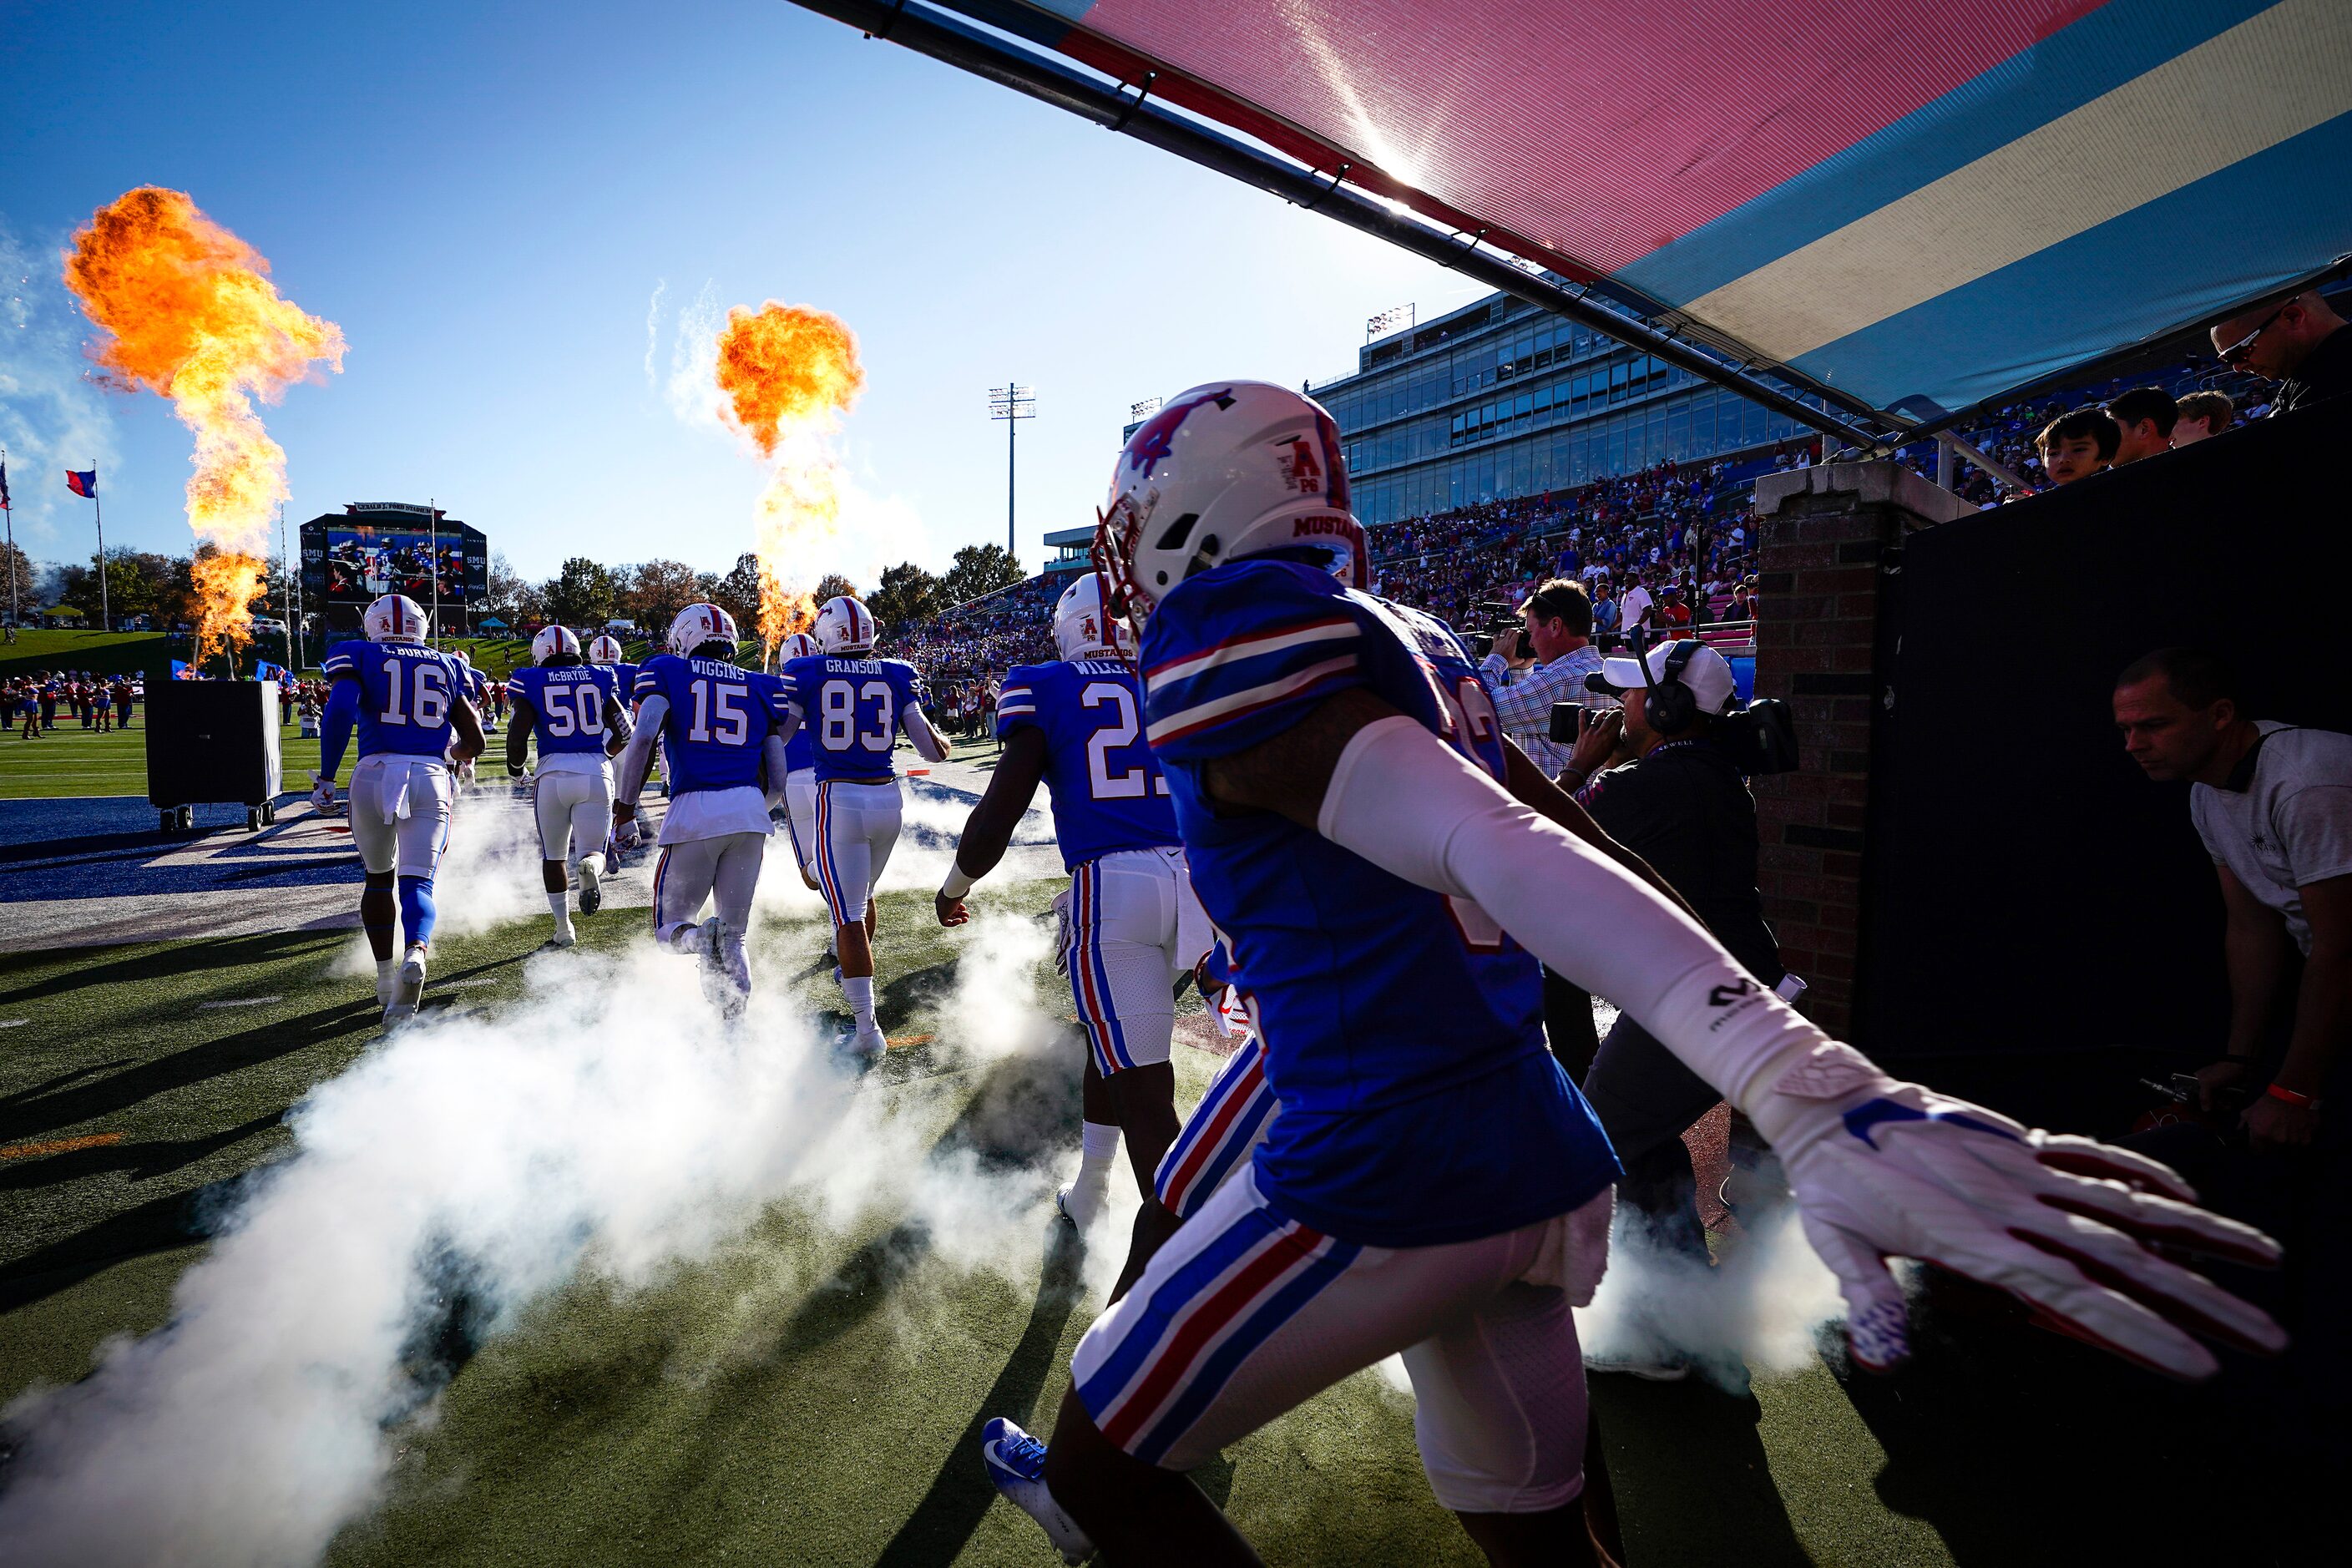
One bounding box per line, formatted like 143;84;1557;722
1095;380;1363;634
775;630;821;668
1052;571;1130;661
813;595;876;654
532;625;582;665
667;603;740;659
585;633;624;665
362;594;429;644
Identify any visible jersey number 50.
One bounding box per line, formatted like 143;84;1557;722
539;685;604;738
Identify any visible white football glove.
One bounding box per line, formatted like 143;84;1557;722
1750;1043;2285;1380
309;771;336;812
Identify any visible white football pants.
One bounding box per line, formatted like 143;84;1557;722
349;756;453;880
1065;847;1210;1076
813;777;902;926
652;831;764;994
533;764;612;867
782;767;819;878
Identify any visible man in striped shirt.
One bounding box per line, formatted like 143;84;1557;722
1481;577;1604;781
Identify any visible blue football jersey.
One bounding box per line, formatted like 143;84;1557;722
780;655;929;784
995;660;1178;873
1141;559;1618;1249
631;654;787;794
323;640;470;760
508;663;620;756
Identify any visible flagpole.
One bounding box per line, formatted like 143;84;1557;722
90;464;109;634
428;496;439;650
3;448;18;638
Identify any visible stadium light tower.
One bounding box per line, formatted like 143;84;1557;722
987;382;1035;557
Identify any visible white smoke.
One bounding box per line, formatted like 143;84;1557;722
0;860;1084;1566
1572;1196;1848;1392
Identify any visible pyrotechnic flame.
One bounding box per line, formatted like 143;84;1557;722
63;187;344;669
712;302;862;659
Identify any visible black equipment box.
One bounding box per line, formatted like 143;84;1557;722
144;680;283;833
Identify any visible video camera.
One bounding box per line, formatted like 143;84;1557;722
1546;692;1799;776
1464;603;1518;660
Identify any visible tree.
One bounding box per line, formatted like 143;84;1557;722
486;551;529;617
544;557;617;630
813;572;860;605
869;560;943;633
0;540;36;624
621;558;701;628
939;543;1024;608
714;552;762;630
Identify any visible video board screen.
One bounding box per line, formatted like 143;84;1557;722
322;526;471;604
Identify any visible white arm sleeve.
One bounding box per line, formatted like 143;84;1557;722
902;703;948;763
1316;716;1840;1125
762;733;791;810
616;695;668;806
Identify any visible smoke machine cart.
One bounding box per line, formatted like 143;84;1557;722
144;679;284;835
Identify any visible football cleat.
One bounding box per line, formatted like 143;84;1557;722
396;943;428;1011
850;1024;888;1061
979;1418;1094;1565
544;928;577;950
380;1000;417;1032
577;858;602;916
1055;1179;1109;1233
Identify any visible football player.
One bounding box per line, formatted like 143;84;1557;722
507;625;632;948
614;603;788;1008
311;594;486;1027
936;571;1208;1276
588;632;643;862
771;630;824;893
776;595;948;1060
986;382;2283;1566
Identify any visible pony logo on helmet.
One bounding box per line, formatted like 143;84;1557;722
1095;380;1364;637
585;633;624;665
1052;571;1130;662
812;595;875;654
667;603;740;660
774;630;822;670
363;594;430;644
531;625;582;665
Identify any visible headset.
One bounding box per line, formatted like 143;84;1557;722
1641;635;1705;734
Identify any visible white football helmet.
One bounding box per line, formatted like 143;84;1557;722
775;630;821;668
532;625;582;665
362;594;429;644
1052;571;1130;661
667;603;740;659
813;595;875;654
1096;380;1363;633
585;633;624;665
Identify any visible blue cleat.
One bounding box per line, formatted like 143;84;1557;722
980;1417;1093;1564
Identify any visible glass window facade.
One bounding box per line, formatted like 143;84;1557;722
1315;294;1821;526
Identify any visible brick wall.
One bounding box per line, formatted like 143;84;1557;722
1748;463;1971;1037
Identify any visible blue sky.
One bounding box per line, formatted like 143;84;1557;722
0;0;1471;584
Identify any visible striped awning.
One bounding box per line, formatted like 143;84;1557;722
987;0;2352;418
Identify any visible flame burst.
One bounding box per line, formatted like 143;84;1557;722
64;187;345;668
712;302;862;659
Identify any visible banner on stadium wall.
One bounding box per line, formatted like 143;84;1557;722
972;0;2352;417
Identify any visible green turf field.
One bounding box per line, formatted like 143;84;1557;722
0;629;173;680
0;807;2287;1564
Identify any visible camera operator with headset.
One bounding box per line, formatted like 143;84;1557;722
1553;640;1801;1372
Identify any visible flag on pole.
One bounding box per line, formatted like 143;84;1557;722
2;455;13;510
66;468;97;498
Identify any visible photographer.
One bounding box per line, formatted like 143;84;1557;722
1560;642;1789;1319
1475;578;1604;778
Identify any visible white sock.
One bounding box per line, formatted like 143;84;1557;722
547;890;572;931
1079;1121;1120;1181
579;851;604;878
375;957;397;1003
842;974;876;1030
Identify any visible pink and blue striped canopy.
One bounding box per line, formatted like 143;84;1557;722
999;0;2352;417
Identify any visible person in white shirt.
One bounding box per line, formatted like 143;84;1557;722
1619;577;1655;636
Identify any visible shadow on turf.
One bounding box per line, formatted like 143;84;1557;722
0;929;348;1006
